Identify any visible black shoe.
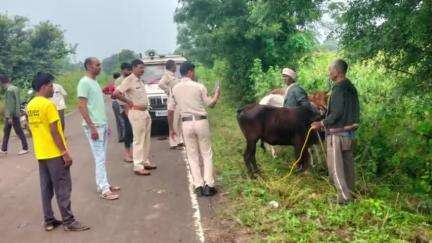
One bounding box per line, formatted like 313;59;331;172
44;219;62;231
194;186;204;197
64;221;90;231
203;185;217;197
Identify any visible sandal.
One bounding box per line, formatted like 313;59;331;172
110;186;121;192
134;168;151;176
99;190;119;200
144;162;157;170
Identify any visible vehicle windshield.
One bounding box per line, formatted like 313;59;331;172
141;64;182;84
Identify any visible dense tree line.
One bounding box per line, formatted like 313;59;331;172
175;0;323;102
101;49;139;75
0;14;72;89
338;0;432;94
175;0;432;100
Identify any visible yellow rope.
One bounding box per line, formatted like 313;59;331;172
278;127;314;181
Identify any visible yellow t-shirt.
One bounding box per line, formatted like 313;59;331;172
27;96;66;160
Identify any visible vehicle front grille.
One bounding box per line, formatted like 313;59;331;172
149;96;167;109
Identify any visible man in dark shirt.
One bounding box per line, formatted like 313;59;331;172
282;68;314;111
0;74;28;155
311;59;360;205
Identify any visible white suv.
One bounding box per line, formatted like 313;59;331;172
140;55;187;132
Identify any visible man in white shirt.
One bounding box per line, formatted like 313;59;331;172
51;83;67;131
168;62;221;197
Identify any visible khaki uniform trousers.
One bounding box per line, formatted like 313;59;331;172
326;135;355;201
182;119;214;187
169;99;183;147
128;110;152;170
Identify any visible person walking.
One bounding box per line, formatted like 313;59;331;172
168;62;221;197
0;74;28;155
77;57;120;200
114;59;156;175
27;72;89;231
51;82;68;132
311;59;360;205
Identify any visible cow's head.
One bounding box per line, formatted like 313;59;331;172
308;91;329;115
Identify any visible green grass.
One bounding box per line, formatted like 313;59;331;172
208;100;432;242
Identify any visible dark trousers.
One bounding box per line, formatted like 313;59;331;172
112;100;125;142
122;111;133;149
58;109;65;132
2;116;28;151
38;157;75;225
326;135;355;201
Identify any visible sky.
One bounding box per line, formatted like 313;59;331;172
1;0;179;62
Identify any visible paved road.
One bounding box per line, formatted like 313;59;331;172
0;105;215;243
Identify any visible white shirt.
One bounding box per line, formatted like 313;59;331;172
51;83;67;110
170;77;213;116
259;94;284;107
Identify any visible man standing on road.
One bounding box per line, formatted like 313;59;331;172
159;60;183;149
311;59;360;205
168;62;221;197
103;72;123;143
114;59;156;175
28;72;89;231
114;63;134;163
0;74;29;155
50;82;67;132
77;57;120;200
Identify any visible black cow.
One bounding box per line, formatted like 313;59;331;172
237;104;323;176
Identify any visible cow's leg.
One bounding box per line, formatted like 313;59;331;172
293;135;310;173
308;147;315;167
271;145;277;158
244;140;259;177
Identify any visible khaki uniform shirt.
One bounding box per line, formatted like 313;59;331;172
169;77;213;116
116;73;148;108
158;70;178;95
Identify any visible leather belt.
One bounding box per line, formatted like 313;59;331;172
328;123;359;133
182;115;207;122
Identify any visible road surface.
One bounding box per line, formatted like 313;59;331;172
0;105;216;243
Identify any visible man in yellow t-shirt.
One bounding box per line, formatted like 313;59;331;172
27;72;89;232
